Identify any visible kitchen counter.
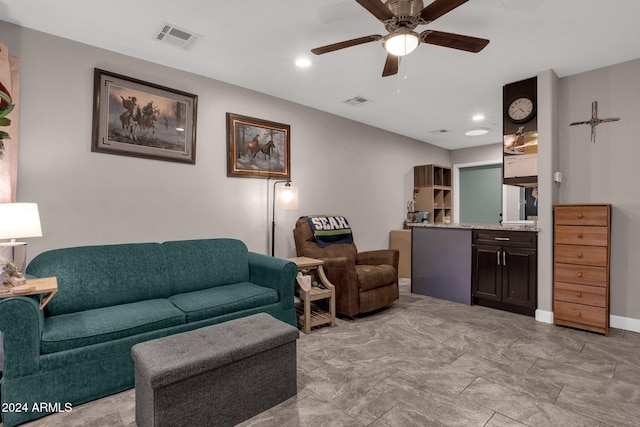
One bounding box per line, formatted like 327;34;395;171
407;222;539;232
410;223;538;311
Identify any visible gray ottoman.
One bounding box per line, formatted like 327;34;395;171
131;313;299;427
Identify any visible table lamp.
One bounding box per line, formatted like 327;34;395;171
0;203;43;273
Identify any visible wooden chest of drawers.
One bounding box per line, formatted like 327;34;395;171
553;204;611;335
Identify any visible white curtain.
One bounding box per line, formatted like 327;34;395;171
0;42;20;203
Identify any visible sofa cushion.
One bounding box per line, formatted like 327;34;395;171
41;299;186;354
163;239;251;294
26;243;172;316
356;264;397;291
169;283;279;322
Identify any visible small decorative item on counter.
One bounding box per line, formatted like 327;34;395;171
406;212;416;222
406;200;416;222
415;211;430;222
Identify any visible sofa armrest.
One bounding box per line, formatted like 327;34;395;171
0;296;43;377
357;249;399;270
247;252;297;306
319;257;360;317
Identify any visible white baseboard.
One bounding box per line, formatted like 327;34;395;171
535;309;554;324
610;315;640;334
539;311;640;333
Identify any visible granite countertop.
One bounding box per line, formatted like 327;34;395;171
407;222;539;232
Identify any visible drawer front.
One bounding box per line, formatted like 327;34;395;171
554;263;607;287
554;300;607;328
473;230;537;248
555;205;609;226
554;282;606;307
555;226;609;247
554;244;608;267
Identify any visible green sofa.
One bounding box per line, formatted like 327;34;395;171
0;238;297;427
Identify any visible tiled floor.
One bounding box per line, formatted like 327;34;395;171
14;281;640;426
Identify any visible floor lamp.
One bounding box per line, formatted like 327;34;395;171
271;180;298;257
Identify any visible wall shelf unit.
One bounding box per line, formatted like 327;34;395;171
414;164;452;224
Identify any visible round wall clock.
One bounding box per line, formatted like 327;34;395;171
507;96;536;124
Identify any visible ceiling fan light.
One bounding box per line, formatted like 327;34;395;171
384;31;419;56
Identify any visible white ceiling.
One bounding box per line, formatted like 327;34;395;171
3;0;640;149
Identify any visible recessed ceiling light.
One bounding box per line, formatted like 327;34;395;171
472;114;485;121
465;128;490;136
295;58;311;67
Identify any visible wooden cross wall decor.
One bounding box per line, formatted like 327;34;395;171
570;101;620;143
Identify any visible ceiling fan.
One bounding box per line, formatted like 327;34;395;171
311;0;490;77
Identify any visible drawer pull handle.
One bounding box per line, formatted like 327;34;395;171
577;272;583;278
494;237;510;241
577;233;583;238
575;311;582;317
577;253;583;259
578;214;584;219
576;292;582;297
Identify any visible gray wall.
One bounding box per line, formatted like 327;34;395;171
1;21;450;260
3;20;638;324
559;58;640;322
451;143;502;165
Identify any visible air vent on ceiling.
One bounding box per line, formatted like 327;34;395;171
343;96;372;107
154;22;202;51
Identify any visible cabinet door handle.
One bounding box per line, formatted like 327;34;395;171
497;252;501;266
503;251;507;266
494;237;511;241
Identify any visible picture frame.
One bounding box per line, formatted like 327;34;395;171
92;68;197;164
226;113;290;178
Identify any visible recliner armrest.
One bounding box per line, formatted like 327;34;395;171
316;257;360;317
357;249;399;269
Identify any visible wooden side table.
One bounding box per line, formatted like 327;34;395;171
287;257;336;333
0;276;58;309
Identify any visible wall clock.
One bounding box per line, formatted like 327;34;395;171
507;96;536;124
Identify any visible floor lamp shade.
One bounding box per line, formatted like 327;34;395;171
276;185;299;209
0;203;43;272
271;181;299;257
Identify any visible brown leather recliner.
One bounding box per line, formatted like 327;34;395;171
293;217;399;317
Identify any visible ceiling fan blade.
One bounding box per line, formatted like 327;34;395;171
356;0;395;21
421;30;489;53
420;0;469;23
311;35;382;55
382;53;399;77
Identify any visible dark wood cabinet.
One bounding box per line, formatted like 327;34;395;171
472;230;537;316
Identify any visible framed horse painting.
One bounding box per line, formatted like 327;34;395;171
92;69;197;164
226;113;290;178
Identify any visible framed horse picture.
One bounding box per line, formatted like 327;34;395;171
226;113;290;178
92;69;197;164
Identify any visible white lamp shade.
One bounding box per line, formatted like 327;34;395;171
0;203;43;240
384;32;420;56
275;186;299;209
